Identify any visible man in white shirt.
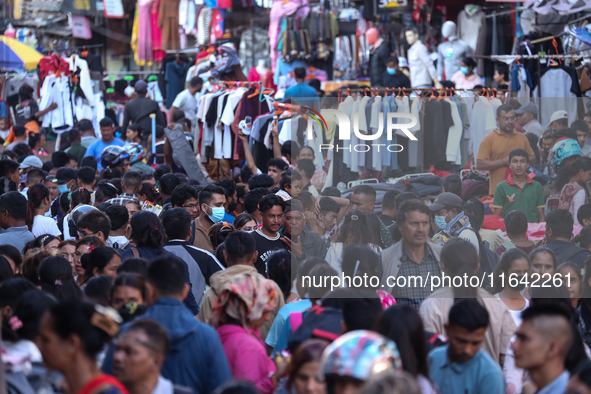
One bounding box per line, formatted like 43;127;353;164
170;76;203;122
515;102;544;138
572;120;591;158
112;320;193;394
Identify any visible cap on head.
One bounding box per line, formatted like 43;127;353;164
549;110;568;124
134;80;148;95
54;167;77;184
429;192;463;212
514;102;538;116
19;155;43;169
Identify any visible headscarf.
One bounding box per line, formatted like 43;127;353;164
210;273;278;329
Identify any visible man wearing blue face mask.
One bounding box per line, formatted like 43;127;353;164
382;56;411;90
193;184;227;253
430;192;480;252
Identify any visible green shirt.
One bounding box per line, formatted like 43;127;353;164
493;175;544;222
66;142;87;165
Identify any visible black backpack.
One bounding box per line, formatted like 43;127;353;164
287;305;342;354
557;245;589;264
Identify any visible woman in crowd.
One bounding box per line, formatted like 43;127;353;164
21;249;50;286
38;256;83;302
34;234;60;252
70;188;92;211
116;257;148;277
547;156;591;226
74;236;104;287
81;245;121;280
124;200;141;219
0;244;23;275
492;248;530;327
495;211;536;256
374;305;438;394
26;183;61;237
420;238;516;365
37;300;129;394
577;225;591;253
210;273;278;394
341;244;393;307
525;246;558;299
451;57;482;89
94;182;119;206
58;239;77;277
136;182;159;204
121;211;169;261
325;210;380;274
267;250;298;303
125;124;142;144
208;222;235;252
84;276;114;306
558;262;583;308
110;272;146;322
28;131;47;156
278;339;328;394
234;213;257;232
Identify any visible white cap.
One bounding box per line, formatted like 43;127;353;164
548;110;568;126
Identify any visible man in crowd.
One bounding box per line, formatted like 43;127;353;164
163;208;224;293
538;129;558;176
0;191;35;253
298;146;327;192
512;304;573;394
84;118;126;169
253;194;288;276
477;104;536;195
382;56;411;89
193;184;227;253
515;102;544;138
296;159;318;196
159;173;181;211
281;199;327;265
104;255;232;393
112;319;193;394
283;67;319;108
380;190;398;227
548;110;569;130
77;166;96;193
170;76;202;121
545;209;590;267
199;231;284;340
310;197;340;240
106;171;141;205
77;210;111;243
429;300;505;394
79;120;98;148
171;183;200;221
104;205;130;252
65;128;87;164
215;179;238;223
351;185;392;248
572;120;591;157
381;200;442;307
121;80;166;142
20;167;43;197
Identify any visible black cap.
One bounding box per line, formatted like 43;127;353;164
54;167;77;184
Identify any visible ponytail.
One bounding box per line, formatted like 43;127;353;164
26;183;50;231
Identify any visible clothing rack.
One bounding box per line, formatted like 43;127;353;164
485;6;525;18
42;44;103;54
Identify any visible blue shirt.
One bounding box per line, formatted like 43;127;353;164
265;299;312;349
546;240;591;268
283;83;320;110
428;345;506;394
222;211;235;225
83;138;126;169
536;371;569;394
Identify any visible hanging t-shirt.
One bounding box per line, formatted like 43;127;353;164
252;229;288;277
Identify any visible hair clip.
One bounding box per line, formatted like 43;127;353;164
350;214;358;221
54;279;62;285
88;245;95;252
9;316;22;331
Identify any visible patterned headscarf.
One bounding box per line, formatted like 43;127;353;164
210;273;279;329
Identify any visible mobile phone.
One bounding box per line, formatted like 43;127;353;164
245;116;252;128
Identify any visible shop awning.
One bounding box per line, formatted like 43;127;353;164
0;35;43;70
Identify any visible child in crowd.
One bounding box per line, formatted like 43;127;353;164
0;117;9;143
493;148;545;223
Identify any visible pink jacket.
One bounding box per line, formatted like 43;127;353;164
217;324;276;394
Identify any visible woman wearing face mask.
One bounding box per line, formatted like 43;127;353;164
382;56;410;89
451;57;482;89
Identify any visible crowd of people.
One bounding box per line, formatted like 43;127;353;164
2;68;591;394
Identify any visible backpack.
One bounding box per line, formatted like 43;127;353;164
287;305;342;354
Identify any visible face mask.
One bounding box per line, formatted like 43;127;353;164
57;184;69;193
207;205;225;223
386;68;396;75
460;66;469;74
434;211;451;230
510;275;527;291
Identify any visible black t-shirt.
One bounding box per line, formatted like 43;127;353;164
253;229;288;276
15;99;39;126
382;71;411;89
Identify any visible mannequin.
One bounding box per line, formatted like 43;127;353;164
366;27;390;88
437;21;472;81
248;59;276;90
457;5;485;53
405;26;441;89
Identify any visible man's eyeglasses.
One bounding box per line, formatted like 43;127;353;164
182;204;199;210
501;116;516;122
78;230;98;238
